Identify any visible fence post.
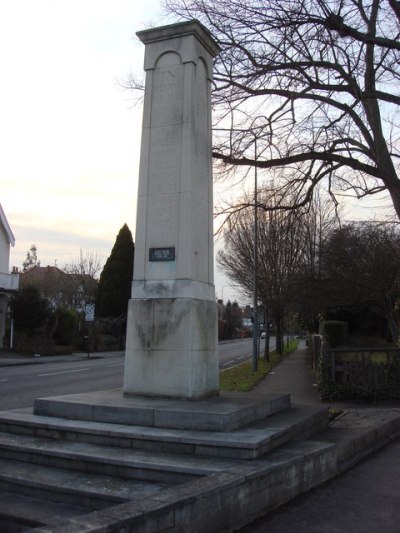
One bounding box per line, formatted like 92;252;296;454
310;334;322;373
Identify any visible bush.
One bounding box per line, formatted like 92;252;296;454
11;286;51;336
54;308;78;345
318;346;400;402
319;367;400;401
319;320;348;347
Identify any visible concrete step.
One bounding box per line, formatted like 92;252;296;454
0;438;337;533
0;490;89;531
27;409;400;533
0;457;169;510
1;406;400;532
316;408;400;472
0;403;329;460
32;388;291;431
29;438;340;533
0;401;329;531
0;431;242;484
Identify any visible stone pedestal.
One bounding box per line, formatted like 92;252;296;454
123;22;221;399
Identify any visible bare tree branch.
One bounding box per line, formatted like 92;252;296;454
166;0;400;220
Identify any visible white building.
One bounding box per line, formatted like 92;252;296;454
0;204;19;349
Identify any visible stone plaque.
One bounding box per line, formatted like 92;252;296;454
149;247;176;262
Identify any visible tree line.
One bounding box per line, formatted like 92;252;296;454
218;190;400;353
10;224;135;352
161;0;400;352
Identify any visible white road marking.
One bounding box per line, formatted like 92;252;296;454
107;363;124;367
38;368;90;377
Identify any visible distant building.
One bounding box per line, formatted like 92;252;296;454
0;204;19;349
242;305;253;330
20;266;97;312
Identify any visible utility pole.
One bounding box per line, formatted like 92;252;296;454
252;136;258;371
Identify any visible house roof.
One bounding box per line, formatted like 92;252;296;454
20;266;98;298
0;204;15;247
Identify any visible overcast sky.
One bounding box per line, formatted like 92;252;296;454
0;1;244;303
1;1;158;262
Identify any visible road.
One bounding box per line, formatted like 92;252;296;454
0;355;125;411
219;337;272;369
0;338;274;411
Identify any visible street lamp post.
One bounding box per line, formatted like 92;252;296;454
252;137;258;371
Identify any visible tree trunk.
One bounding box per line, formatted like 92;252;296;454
385;296;400;345
264;320;270;362
276;318;283;355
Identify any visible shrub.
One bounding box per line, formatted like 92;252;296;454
54;308;78;345
319;320;348;347
318;348;400;402
11;286;50;336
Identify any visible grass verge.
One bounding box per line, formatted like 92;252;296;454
219;339;299;392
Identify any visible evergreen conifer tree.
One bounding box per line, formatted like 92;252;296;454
96;224;135;317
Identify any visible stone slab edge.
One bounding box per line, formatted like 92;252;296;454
0;405;328;460
30;410;400;533
30;440;336;533
333;408;400;472
32;392;291;432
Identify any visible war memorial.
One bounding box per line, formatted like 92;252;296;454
123;21;219;400
0;20;400;532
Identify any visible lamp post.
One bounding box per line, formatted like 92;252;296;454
252;136;258;371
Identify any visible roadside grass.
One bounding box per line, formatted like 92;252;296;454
219;340;299;392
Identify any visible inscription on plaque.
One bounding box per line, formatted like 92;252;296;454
149;247;176;262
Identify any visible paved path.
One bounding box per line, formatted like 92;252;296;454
241;436;400;532
242;341;400;532
255;340;320;405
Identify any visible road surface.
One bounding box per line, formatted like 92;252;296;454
0;338;274;411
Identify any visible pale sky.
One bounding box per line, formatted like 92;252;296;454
0;1;242;303
0;1;155;262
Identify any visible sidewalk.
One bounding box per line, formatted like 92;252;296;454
0;349;124;367
255;339;320;405
257;339;400;410
242;340;400;532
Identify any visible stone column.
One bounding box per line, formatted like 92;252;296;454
123;21;220;400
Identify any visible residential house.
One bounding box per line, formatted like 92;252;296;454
20;265;97;313
0;204;19;349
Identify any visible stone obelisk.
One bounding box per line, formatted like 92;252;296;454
123;21;220;399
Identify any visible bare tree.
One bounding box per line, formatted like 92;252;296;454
166;0;400;220
293;192;342;330
299;189;342;278
217;191;306;354
63;249;102;279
